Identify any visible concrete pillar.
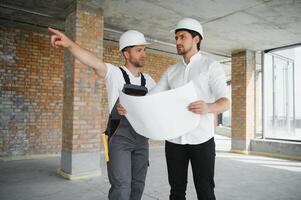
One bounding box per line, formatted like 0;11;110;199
231;50;256;153
58;0;103;179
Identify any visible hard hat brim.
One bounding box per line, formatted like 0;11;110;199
119;42;151;51
170;28;204;40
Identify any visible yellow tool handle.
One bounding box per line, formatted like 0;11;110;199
101;133;109;162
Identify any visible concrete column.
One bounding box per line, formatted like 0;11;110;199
231;50;256;153
58;0;103;179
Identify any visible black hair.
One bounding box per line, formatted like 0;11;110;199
175;29;202;51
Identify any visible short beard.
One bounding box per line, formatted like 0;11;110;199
177;45;192;55
177;48;185;55
131;60;144;68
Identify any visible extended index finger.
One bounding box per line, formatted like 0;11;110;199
48;27;62;36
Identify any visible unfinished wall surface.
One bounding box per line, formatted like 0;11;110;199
0;25;178;157
0;26;64;156
231;50;256;152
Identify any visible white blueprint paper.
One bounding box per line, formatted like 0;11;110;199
119;82;200;140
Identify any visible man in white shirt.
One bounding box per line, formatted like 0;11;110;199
151;18;230;199
48;28;156;200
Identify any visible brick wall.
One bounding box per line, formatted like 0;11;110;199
62;5;103;154
0;25;64;156
231;51;247;140
0;25;178;156
231;50;255;151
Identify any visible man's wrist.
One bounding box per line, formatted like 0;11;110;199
207;103;214;114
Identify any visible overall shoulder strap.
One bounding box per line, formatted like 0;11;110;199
140;73;146;86
119;67;146;86
119;67;131;84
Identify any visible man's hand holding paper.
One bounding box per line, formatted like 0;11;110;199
119;82;200;140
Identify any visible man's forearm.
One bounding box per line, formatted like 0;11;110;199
207;97;230;114
68;42;106;78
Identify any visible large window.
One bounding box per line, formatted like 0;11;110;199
263;46;301;141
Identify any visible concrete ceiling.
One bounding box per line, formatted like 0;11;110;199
96;0;301;58
1;0;300;71
0;0;70;29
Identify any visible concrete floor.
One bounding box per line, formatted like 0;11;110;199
0;136;301;200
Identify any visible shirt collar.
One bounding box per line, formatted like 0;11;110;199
180;51;202;66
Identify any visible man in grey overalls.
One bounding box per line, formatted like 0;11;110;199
48;28;156;200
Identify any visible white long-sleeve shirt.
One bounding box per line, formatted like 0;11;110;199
150;52;229;145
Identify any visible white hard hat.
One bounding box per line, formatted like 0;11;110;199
173;18;204;39
119;30;150;51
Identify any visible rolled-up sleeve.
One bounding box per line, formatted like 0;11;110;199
208;62;229;101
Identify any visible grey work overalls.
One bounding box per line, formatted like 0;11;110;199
106;67;149;200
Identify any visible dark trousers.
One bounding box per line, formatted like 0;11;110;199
165;138;216;200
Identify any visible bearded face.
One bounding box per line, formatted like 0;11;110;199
175;30;199;56
124;45;146;68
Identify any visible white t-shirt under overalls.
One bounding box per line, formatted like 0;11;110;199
104;63;156;113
